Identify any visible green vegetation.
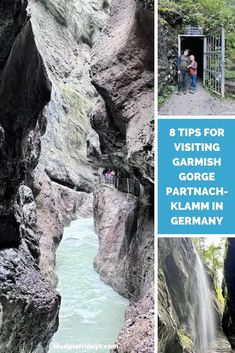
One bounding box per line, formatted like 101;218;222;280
159;0;235;98
60;83;90;147
158;85;176;107
160;0;235;62
178;329;193;350
225;69;235;80
216;287;225;306
159;0;235;35
193;238;225;306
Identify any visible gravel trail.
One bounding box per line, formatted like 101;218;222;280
159;82;235;116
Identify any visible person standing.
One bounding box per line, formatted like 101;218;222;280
177;49;190;95
188;55;198;93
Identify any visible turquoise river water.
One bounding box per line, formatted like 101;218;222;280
49;218;128;353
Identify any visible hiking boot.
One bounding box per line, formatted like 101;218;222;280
183;91;187;94
189;90;193;94
177;91;182;96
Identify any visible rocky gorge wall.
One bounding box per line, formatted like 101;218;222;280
158;238;225;353
27;0;110;283
223;238;235;348
89;0;154;351
158;238;198;353
89;0;154;188
0;0;109;351
93;185;154;352
0;1;60;351
0;0;154;351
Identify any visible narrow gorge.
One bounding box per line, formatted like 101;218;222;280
158;238;235;353
0;0;154;353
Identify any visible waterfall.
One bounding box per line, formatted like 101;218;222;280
191;248;216;353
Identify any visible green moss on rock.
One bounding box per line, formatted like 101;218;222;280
178;329;193;352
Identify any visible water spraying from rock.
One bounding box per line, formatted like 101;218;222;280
192;248;216;353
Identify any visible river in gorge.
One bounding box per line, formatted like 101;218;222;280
49;217;128;353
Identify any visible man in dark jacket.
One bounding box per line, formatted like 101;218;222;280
177;49;190;95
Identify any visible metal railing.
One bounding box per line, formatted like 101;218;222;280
99;175;142;197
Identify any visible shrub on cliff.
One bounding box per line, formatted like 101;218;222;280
159;0;235;49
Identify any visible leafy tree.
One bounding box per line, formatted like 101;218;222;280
159;0;235;57
193;238;224;288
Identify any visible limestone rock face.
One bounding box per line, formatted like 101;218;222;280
21;0;109;284
93;185;140;296
90;1;154;351
34;170;93;286
90;0;154;186
0;1;60;351
158;238;223;353
223;239;235;348
29;0;109;191
94;185;154;352
0;246;60;353
26;0;109;284
158;238;196;353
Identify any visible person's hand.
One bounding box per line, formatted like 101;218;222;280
178;70;181;75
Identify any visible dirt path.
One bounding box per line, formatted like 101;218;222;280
159;82;235;116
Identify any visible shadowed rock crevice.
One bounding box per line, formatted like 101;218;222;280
0;0;28;69
223;239;235;348
0;18;51;215
0;215;20;250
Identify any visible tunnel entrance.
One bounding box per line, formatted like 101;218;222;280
178;27;225;97
180;37;204;77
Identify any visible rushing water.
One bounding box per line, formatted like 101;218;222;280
49;218;128;353
193;249;216;353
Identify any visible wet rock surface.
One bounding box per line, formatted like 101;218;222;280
223;239;235;349
90;0;154;351
0;0;154;352
158;238;225;353
93;185;140;296
207;334;234;353
0;1;60;351
29;0;109;191
90;0;154;186
94;185;154;353
26;0;109;289
34;170;93;286
158;238;195;353
0;0;28;68
0;246;60;353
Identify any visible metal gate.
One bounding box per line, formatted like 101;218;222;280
203;28;225;97
178;27;225;97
